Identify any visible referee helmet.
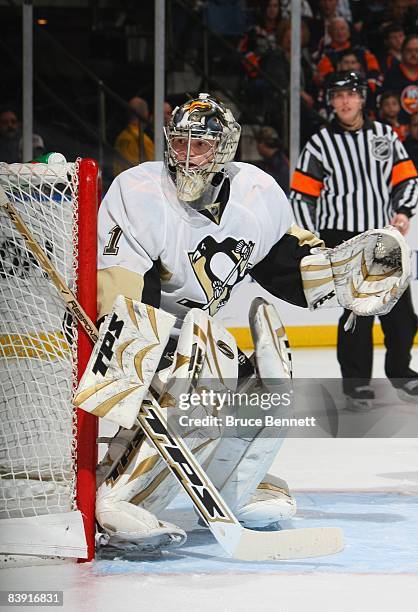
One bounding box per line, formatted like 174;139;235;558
326;71;367;105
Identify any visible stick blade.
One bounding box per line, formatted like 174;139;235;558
232;526;344;561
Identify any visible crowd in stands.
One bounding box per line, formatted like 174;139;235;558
2;0;417;193
239;1;416;124
106;0;416;190
229;0;417;189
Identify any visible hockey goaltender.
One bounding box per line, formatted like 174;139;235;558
74;93;411;560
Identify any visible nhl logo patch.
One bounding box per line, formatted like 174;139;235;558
371;136;391;161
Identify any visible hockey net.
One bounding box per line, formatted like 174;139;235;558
0;157;98;562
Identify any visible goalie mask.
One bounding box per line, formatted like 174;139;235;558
164;93;241;210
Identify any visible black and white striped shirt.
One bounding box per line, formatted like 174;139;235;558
289;119;418;233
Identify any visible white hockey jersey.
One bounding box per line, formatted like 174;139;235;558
98;161;294;321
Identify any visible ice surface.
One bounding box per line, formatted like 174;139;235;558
1;348;418;611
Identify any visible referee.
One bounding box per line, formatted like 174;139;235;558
290;71;418;409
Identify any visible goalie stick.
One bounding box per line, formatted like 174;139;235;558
0;185;343;560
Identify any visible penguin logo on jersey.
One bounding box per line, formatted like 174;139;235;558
178;236;254;316
371;136;391;161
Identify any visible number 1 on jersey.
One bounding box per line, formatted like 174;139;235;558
104;225;123;255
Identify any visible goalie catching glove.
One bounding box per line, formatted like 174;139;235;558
300;226;411;317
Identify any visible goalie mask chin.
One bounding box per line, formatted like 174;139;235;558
164;93;241;211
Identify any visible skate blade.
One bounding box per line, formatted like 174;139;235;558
96;531;185;559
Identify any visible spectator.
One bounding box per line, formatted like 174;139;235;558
350;1;390;49
32;134;45;159
171;0;205;62
256;126;289;194
314;16;352;82
384;0;418;35
257;19;321;142
378;23;405;74
289;71;418;409
146;101;174;141
337;49;362;71
0;108;45;163
113;96;154;177
238;0;284;125
314;17;382;96
404;111;418;167
378;91;409;140
309;0;345;56
334;0;352;23
238;0;281;80
382;34;418;125
280;0;313;20
0;109;20;162
276;19;316;108
385;0;409;24
164;101;173;126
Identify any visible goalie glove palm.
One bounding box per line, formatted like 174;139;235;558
301;226;411;317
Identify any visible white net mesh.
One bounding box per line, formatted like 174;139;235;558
0;160;79;520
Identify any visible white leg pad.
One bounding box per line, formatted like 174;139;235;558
94;308;236;524
202;298;293;513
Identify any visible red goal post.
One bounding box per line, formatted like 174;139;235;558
0;157;99;563
75;159;99;562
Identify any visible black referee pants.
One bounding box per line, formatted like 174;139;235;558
320;229;418;394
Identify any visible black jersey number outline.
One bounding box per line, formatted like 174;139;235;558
104;225;123;255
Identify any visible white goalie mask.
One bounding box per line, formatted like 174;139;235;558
164;93;241;210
